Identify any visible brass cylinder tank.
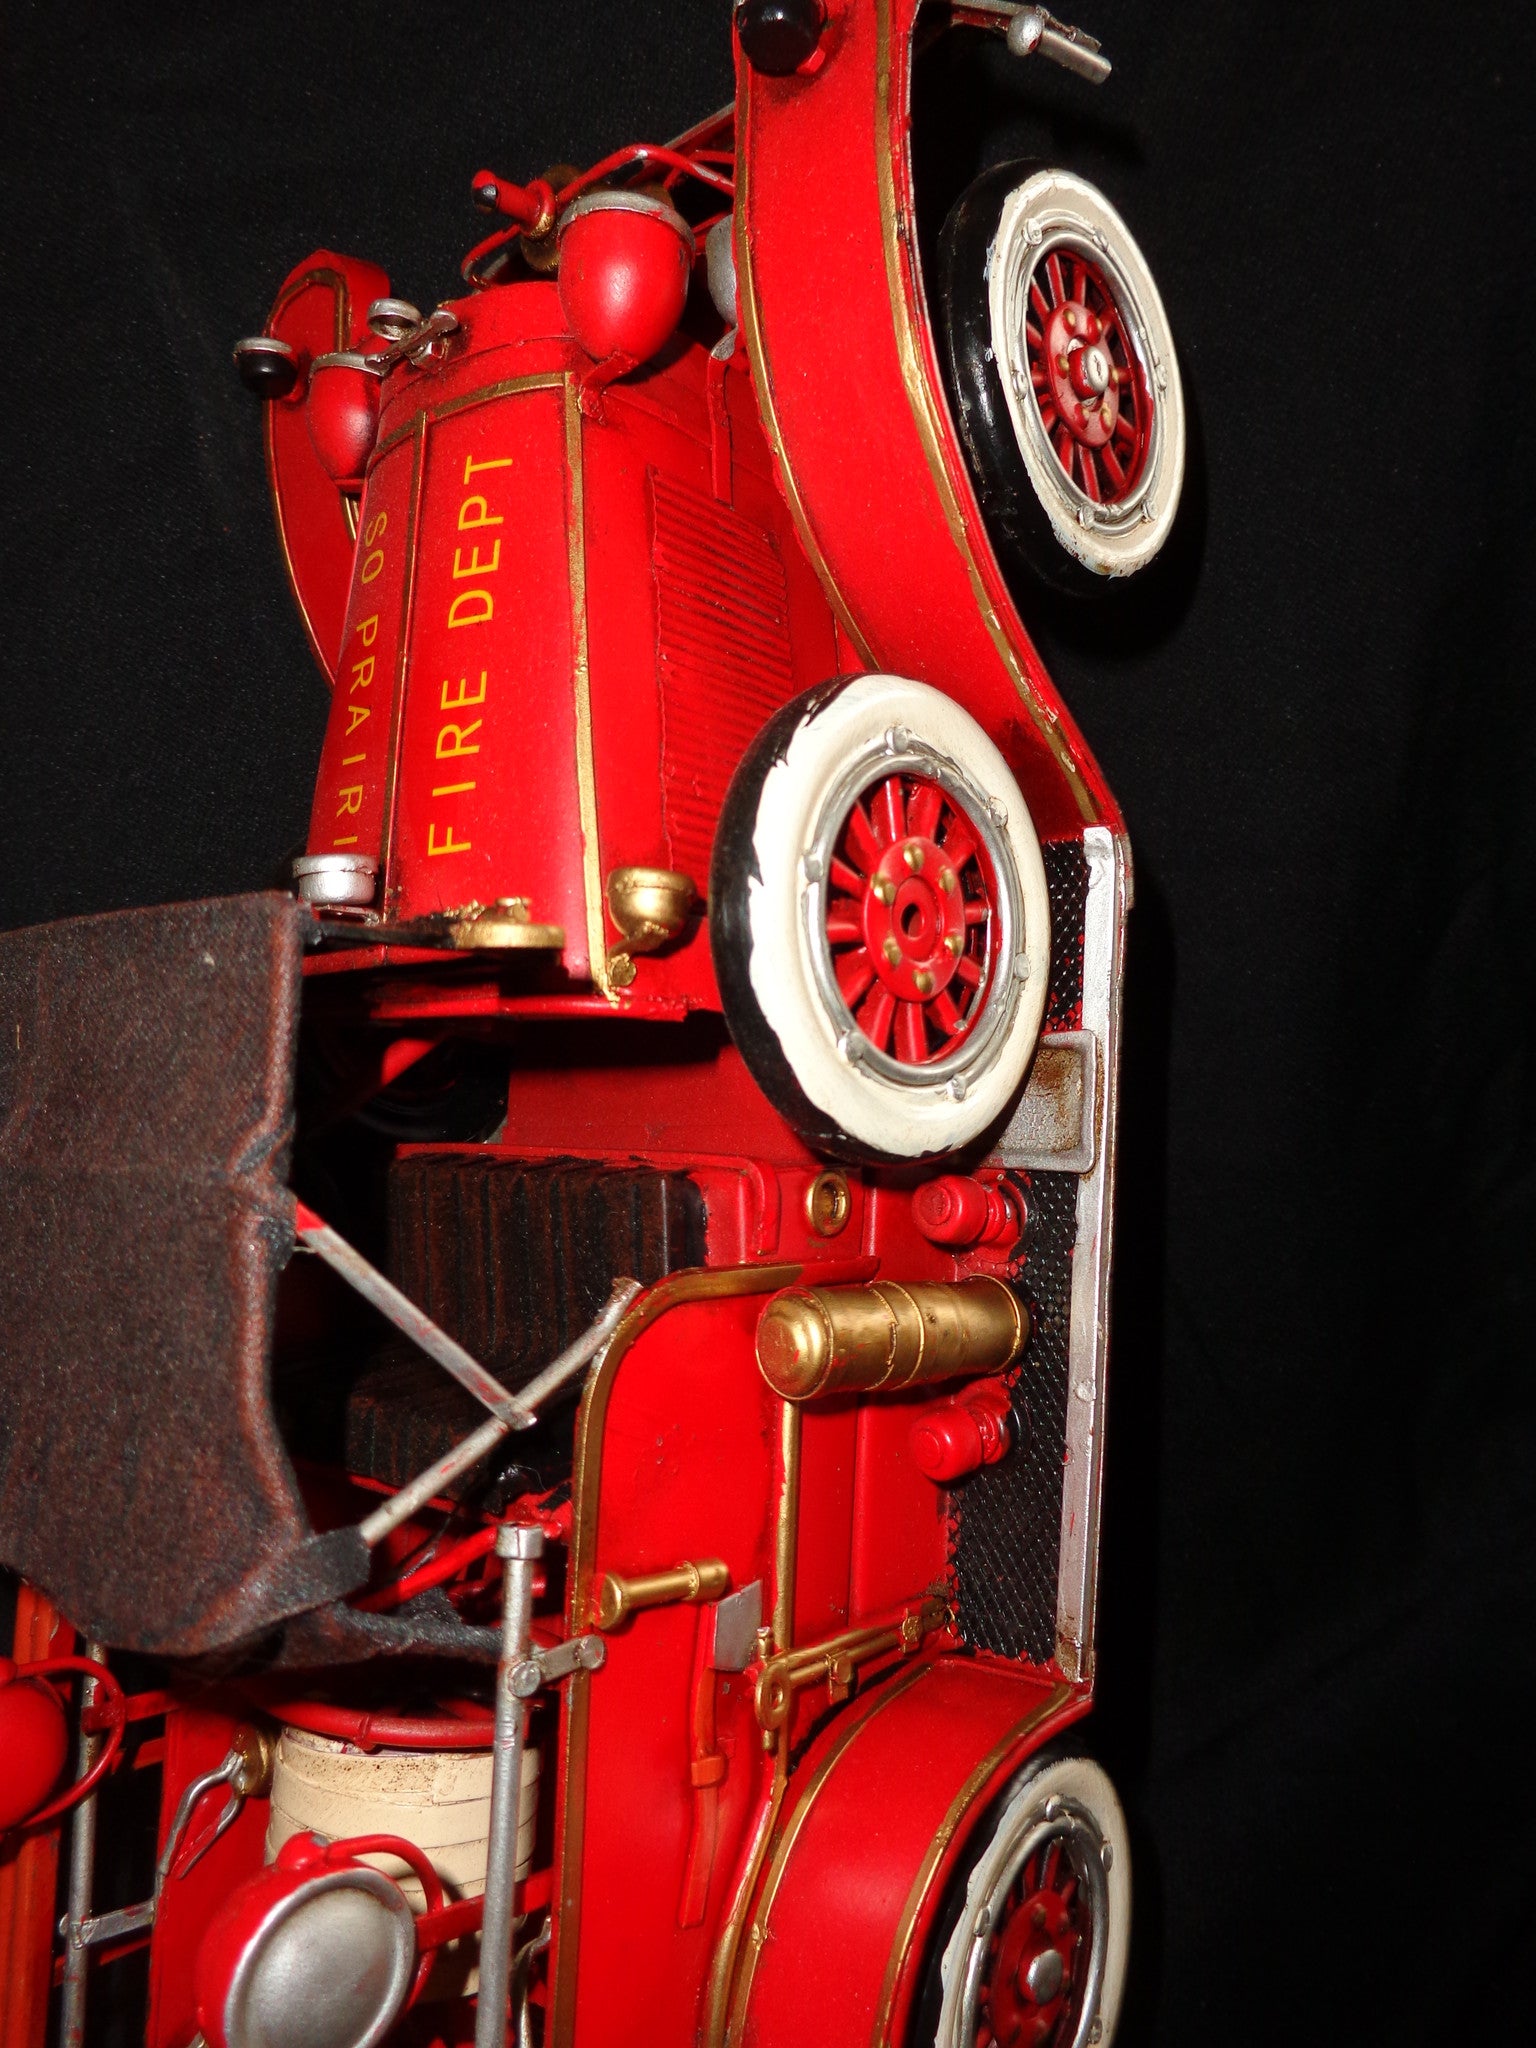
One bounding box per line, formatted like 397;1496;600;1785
755;1277;1027;1401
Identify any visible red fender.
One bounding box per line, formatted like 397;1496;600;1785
726;1656;1087;2046
735;0;1122;844
263;249;392;686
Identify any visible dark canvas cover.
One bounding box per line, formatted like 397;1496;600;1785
0;893;366;1656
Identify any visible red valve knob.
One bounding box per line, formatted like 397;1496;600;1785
0;1658;70;1832
909;1380;1015;1484
912;1174;1020;1249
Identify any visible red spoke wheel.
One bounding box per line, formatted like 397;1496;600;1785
824;771;999;1070
1025;247;1152;512
938;164;1184;591
926;1752;1131;2048
973;1836;1088;2048
710;675;1051;1162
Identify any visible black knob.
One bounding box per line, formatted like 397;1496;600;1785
233;337;299;401
736;0;824;77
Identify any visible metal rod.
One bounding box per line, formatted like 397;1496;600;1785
512;1917;552;2048
294;1200;521;1422
357;1281;639;1548
476;1525;544;2048
59;1640;106;2048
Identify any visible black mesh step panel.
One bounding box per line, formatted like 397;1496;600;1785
950;1169;1078;1663
1042;838;1090;1031
343;1157;703;1491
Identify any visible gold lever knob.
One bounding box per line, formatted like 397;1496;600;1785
594;1557;729;1632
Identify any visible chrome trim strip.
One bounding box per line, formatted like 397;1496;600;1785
1054;825;1129;1680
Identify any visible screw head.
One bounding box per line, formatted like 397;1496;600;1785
914;969;935;996
902;841;925;872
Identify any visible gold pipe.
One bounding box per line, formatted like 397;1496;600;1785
754;1596;946;1735
772;1398;802;1656
756;1277;1026;1402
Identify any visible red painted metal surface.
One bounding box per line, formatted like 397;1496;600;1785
0;7;1145;2040
0;1589;71;2048
735;0;1123;844
735;1658;1086;2045
147;1708;271;2048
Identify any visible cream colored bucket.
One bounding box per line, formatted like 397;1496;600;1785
266;1724;539;1998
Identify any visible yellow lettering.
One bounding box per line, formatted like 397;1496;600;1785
360;548;385;584
358;613;380;647
427;823;472;857
452;538;502;580
342;752;366;766
436;721;482;758
431;781;476;797
457;495;504;532
447;590;494;629
334;835;359;847
363;510;388;546
337;786;364;816
463;455;513;479
345;702;371;734
441;671;488;710
349;656;375;689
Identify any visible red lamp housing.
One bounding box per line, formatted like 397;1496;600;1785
0;1657;70;1832
305;351;383;487
557;191;695;368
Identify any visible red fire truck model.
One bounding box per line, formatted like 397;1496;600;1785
0;7;1184;2047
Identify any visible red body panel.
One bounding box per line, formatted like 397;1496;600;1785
0;8;1140;2043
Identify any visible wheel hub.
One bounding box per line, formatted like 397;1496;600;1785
860;834;967;1006
823;771;996;1069
975;1841;1090;2048
1025;246;1150;505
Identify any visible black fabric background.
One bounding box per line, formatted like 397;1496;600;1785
3;2;1533;2040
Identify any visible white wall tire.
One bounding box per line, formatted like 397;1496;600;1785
931;1751;1131;2048
939;162;1185;591
709;675;1050;1162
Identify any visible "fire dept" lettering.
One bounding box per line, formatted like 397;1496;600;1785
428;453;509;856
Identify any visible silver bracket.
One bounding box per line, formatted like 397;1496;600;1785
61;1899;156;1951
510;1633;606;1699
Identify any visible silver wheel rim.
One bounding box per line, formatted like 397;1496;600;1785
989;170;1184;577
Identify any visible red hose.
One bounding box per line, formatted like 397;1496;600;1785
269;1698;494;1751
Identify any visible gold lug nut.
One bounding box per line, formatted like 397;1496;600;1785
945;934;964;958
902;842;925;872
883;937;903;968
939;868;957;894
873;875;896;905
914;969;935;996
1064;307;1077;332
